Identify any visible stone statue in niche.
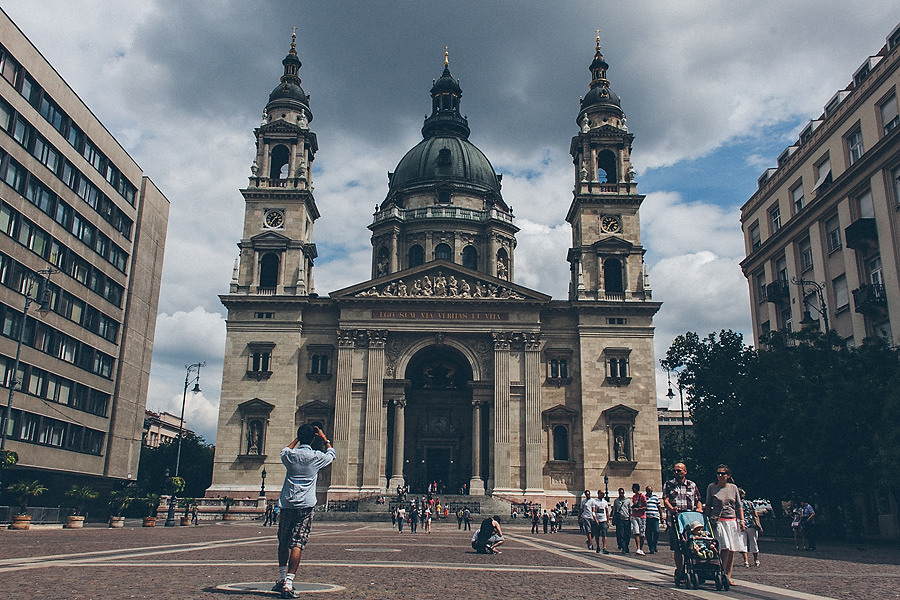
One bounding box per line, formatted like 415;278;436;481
497;257;508;280
581;115;590;133
247;421;262;455
613;426;630;461
377;257;389;278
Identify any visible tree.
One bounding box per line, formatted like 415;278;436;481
138;432;214;498
7;479;47;514
65;484;99;516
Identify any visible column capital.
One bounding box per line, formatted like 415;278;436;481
367;330;388;348
337;329;356;348
522;332;542;351
492;331;514;350
471;399;486;408
392;398;407;409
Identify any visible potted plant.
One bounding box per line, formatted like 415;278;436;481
64;484;98;529
222;496;235;521
142;493;160;527
6;480;47;530
178;497;196;526
107;485;134;528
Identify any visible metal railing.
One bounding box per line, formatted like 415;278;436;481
0;505;72;524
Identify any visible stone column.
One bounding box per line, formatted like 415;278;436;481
492;332;513;493
523;333;544;496
362;330;387;490
390;230;399;274
469;399;485;495
330;329;355;491
388;399;406;491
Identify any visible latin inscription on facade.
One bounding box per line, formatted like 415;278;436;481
372;310;509;321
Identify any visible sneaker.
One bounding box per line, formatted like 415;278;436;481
281;584;302;599
602;548;610;554
636;549;645;555
743;562;750;568
586;540;593;550
272;580;284;592
754;560;760;567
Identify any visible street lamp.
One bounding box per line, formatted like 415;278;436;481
665;370;687;443
604;474;609;499
164;467;176;527
0;269;55;493
259;467;267;498
791;277;830;332
174;362;204;478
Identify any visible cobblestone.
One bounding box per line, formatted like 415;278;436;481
1;520;897;599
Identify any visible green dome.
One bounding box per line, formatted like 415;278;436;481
390;135;501;195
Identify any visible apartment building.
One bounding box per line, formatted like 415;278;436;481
0;9;169;493
740;22;900;349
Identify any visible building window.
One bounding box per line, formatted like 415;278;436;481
254;312;274;319
755;270;766;302
893;166;900;207
774;256;788;282
781;307;793;333
857;189;875;219
814;156;832;193
462;245;477;270
259;253;279;289
552;426;569;461
545;348;573;386
604;348;631;386
833;274;849;311
846;127;864;165
306;345;334;382
867;255;883;286
603;258;623;294
247;342;275;380
237;398;275;458
791;182;805;213
607;317;627;325
880;93;898;136
435;243;452;262
408;244;424;268
798;238;813;272
825;215;841;252
769;204;782;233
269;144;290;179
749;223;761;250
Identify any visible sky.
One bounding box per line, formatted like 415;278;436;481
3;1;899;444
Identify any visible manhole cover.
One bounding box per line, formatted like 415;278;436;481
216;582;345;594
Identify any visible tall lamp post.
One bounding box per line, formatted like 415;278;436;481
259;467;267;498
165;362;204;527
0;269;55;494
791;277;830;331
665;369;687;443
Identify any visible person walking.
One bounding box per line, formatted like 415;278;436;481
581;491;597;549
613;488;632;553
705;464;746;587
662;462;703;586
409;505;419;533
592;489;610;554
631;483;647;555
645;486;660;554
457;508;464;530
274;425;335;599
397;505;406;533
424;506;432;533
264;502;274;527
542;509;549;533
463;508;472;531
531;509;540;534
739;488;762;567
800;500;816;550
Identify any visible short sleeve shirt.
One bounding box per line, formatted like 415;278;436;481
663;477;702;522
594;498;609;522
581;498;598;521
645;494;661;520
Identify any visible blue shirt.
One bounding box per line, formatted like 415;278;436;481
645;494;660;519
278;444;336;509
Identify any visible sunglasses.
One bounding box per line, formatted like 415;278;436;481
717;472;729;476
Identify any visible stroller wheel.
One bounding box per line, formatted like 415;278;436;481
722;576;731;592
714;573;723;591
689;572;699;589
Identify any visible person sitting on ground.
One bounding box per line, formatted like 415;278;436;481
471;515;504;554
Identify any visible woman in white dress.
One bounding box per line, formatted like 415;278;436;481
705;465;746;586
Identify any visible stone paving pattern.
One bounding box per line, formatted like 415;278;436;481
1;519;898;599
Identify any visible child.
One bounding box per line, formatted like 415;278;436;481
686;521;718;560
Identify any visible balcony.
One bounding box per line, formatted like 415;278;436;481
372;205;514;225
852;283;887;314
765;280;790;304
844;218;878;252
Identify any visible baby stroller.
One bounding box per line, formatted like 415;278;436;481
675;511;729;591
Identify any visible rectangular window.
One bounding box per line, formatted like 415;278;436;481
814;156;832;192
881;93;899;136
0;99;11;131
3;159;25;192
755;270;766;302
846;128;864;165
799;238;813;272
826;215;841;252
893;166;900;207
39;96;66;132
833;274;849;310
775;256;788;281
867;255;883;286
66;123;83;150
770;205;782;233
749;223;761;250
0;52;19;85
857;190;874;219
32;136;60;174
791;182;805;213
27;368;44;396
12;115;31;147
251;351;270;372
781;308;793;333
0;203;15;236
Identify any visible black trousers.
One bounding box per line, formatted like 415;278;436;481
615;517;631;552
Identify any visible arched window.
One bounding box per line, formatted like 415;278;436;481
259;253;280;288
597;149;617;183
408;245;425;268
435;243;452;262
269;145;290;179
552;426;569;461
604;258;623;294
462;245;478;270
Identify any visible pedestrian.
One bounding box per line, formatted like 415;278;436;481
191;503;199;525
550;509;557;533
705;464;746;587
264;502;274;526
424;506;432;533
739;488;763;567
463;507;471;530
542;509;549;533
391;508;397;526
592;489;610;554
457;508;464;529
662;462;703;586
613;488;632;553
397;505;406;533
471;515;504;554
274;424;335;599
790;502;803;549
645;486;660;554
409;505;419;533
631;483;647;555
531;509;540;534
581;491;597;549
800;500;816;550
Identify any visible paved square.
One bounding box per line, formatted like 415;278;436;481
1;519;898;599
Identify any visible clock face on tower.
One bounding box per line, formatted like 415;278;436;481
264;209;284;229
601;215;621;234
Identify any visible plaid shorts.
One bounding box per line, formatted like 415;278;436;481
277;507;314;550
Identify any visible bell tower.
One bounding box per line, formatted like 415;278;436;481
566;34;651;302
232;30;319;296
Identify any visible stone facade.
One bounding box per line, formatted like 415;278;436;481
209;35;661;506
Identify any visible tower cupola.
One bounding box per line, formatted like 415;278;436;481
422;49;471;140
578;33;624;127
267;29;312;120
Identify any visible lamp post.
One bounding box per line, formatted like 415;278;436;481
0;269;55;494
604;474;609;499
665;370;687;443
259;467;267;498
164;467;176;527
174;362;204;478
791;277;830;332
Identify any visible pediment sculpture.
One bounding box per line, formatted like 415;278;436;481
353;270;526;300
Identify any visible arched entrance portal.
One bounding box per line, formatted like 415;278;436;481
389;345;473;494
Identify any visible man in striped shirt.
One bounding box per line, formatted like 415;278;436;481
645;485;660;553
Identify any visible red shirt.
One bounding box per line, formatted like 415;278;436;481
631;492;647;518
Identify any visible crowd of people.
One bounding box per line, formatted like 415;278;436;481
391;493;471;533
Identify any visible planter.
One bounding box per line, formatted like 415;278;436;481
222;513;235;521
65;515;85;529
8;514;31;530
179;516;190;526
142;517;156;527
108;516;125;528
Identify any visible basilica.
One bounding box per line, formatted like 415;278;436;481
207;33;662;506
